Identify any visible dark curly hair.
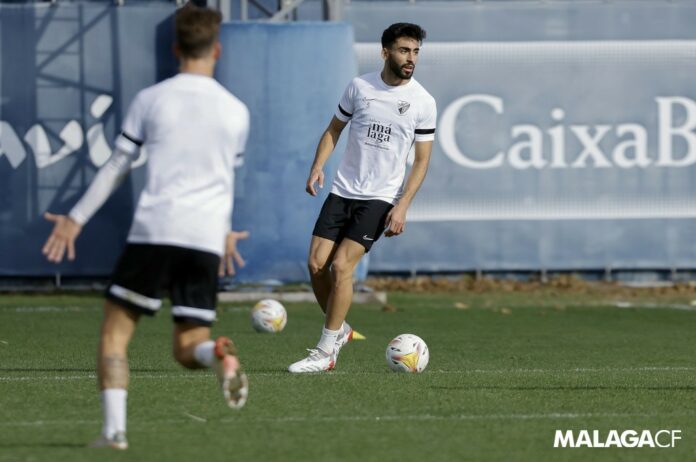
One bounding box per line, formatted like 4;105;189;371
381;23;427;48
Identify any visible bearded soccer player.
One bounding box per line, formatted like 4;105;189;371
289;23;437;373
41;3;250;449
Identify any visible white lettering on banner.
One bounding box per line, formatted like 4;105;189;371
439;94;696;169
0;93;147;171
657;96;696;166
439;94;504;169
553;429;682;448
0;121;26;168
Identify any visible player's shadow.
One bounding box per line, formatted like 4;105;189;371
0;442;85;449
0;367;172;372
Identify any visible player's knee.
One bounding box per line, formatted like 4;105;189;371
331;258;354;283
308;257;328;277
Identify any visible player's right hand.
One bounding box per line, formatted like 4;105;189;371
306;168;324;196
42;212;82;263
220;230;250;276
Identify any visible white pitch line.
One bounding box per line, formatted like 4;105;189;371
0;366;694;382
0;412;692;429
221;412;680;424
4;303;696;313
183;412;207;423
0;306;94;313
609;302;696;312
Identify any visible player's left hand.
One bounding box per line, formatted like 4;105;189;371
220;230;250;276
384;205;407;237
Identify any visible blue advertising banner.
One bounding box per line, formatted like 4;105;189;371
355;41;696;272
0;3;177;275
0;5;357;281
2;2;696;279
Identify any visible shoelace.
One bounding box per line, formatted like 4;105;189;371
306;348;329;360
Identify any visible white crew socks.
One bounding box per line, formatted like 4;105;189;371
317;327;340;355
341;321;351;336
193;340;216;367
101;388;127;438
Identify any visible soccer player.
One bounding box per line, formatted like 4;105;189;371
288;23;437;373
41;3;249;449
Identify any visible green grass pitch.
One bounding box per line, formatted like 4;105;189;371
0;291;695;461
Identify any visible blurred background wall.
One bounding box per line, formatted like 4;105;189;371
1;1;695;282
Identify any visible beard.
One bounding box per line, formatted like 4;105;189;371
388;56;414;80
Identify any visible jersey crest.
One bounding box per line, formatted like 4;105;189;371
397;100;411;115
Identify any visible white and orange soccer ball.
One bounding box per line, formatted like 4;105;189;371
385;334;429;373
251;299;287;333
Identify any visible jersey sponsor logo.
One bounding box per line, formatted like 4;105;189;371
362;235;374;241
366;121;392;149
362;97;377;108
398;100;411;115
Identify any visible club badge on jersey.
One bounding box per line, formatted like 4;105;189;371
397;100;410;115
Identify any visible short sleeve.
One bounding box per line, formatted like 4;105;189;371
415;97;437;142
335;80;357;122
115;91;147;155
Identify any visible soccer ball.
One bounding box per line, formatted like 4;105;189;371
251;299;287;333
385;334;429;373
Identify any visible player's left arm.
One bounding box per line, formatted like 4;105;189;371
220;104;251;276
384;140;433;237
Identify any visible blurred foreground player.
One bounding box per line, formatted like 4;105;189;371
289;23;437;373
41;3;250;449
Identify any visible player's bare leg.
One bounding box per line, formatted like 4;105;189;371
308;235;361;343
324;238;365;331
98;301;138;389
289;239;365;373
173;323;248;409
91;300;139;450
307;236;339;313
173;323;212;368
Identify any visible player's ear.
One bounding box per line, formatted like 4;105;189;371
213;42;222;60
381;47;388;61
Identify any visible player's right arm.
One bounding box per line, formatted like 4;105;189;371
306;116;347;196
43;91;147;263
307;79;356;196
42;148;136;263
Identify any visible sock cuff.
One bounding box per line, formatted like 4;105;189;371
322;327;340;336
102;388;127;397
193;340;216;368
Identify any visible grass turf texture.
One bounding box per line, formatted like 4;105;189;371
0;292;695;462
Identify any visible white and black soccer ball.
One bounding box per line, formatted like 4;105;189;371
251;299;287;333
386;334;429;373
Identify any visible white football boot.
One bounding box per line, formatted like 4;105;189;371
288;348;337;373
334;324;366;358
88;432;128;450
213;336;249;409
335;325;354;351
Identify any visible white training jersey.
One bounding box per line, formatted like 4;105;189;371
332;71;437;204
115;73;249;256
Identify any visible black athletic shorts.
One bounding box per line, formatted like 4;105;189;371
312;193;394;252
105;244;220;327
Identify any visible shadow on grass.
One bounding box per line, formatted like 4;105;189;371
0;367;173;373
0;442;85;448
